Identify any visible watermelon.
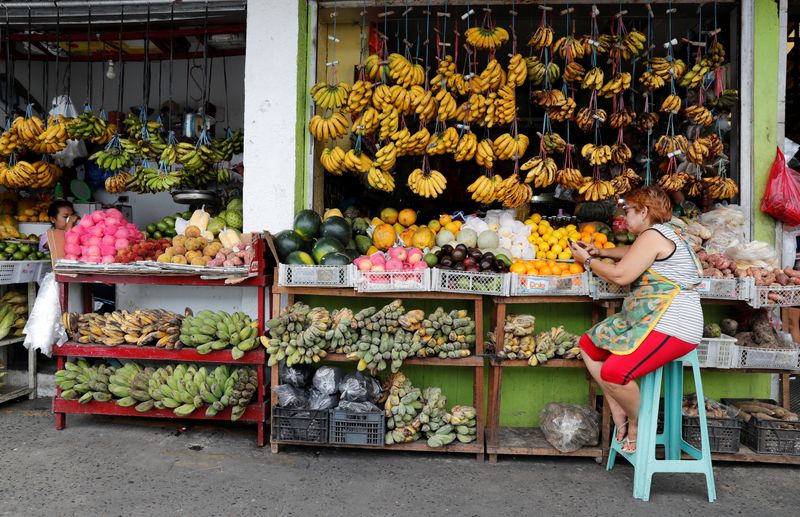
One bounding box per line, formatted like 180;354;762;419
274;230;305;262
227;198;243;211
293;210;322;241
285;250;314;265
225;210;243;230
320;252;351;265
311;237;344;264
342;248;360;262
320;216;352;246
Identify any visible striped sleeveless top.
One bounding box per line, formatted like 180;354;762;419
647;224;704;344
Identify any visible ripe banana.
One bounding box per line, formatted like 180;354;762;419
408;167;447;198
528;25;554;50
520;156;557;188
465;26;509;51
578;177;615;201
309;111;349;142
310;81;351;110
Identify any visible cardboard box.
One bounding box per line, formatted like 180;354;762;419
46;229;65;267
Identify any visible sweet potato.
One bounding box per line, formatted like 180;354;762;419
777;273;790;286
784;266;800;278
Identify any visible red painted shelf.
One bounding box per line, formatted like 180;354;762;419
55;272;269;287
53;342;265;364
317;352;483;367
53;398;266;423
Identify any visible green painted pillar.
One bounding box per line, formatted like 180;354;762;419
752;0;780;243
295;0;311;212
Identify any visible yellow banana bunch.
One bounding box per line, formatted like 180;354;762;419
467;174;501;204
346;80;373;113
454;132;478;162
492;85;517;126
479;59;506;91
542;133;567;154
367;166;395;192
521;156;557;188
660;94;682;113
446;73;470;97
30;119;69;154
636;112;660;133
598;72;632;98
320;146;347;175
703;176;738;200
610;142;633;164
475;139;496;169
104;172;131;194
609;108;636;129
426;127;459;156
391;128;411;156
654;135;689;157
562;62;586;83
528;25;554;49
506;54;528;87
684;105;714;127
344;149;373;174
0;128;22;157
680;58;715;89
650;57;686;82
456;94;488;124
578;177;616;201
374;142;397;172
496;174;533;208
556;168;584;189
532;89;566;109
413;90;437;123
581;67;604;90
581;34;615;55
658;172;690;192
12;115;45;145
554;36;585;60
611;172;633;195
311;81;350;110
387;53;425;88
687;137;712;165
548;97;576;122
0;159;37;188
352;107;380;135
524;57;560;87
685;176;703;197
408;167;447;198
378;106;400;141
30;160;62;188
705;134;724;158
309;111;349;142
492;133;529;161
581;143;612;166
364;54;390;82
465;26;509;51
372;84;393;111
575;107;607;132
435;89;458;122
615;31;646;61
639;71;666;90
405;128;431;156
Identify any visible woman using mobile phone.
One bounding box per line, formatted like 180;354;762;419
39;199;78;252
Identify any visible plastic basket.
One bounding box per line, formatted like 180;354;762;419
696;277;750;301
751;284;800;308
355;269;430;292
724;399;800;455
733;343;799;370
277;263;355;288
271;407;329;444
0;261;47;284
328;409;385;446
682;415;741;453
431;269;510;296
589;274;629;299
689;335;738;368
510;272;590;297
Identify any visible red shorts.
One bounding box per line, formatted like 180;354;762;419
579;330;697;385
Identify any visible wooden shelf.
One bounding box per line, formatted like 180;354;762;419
320;352;484;367
53;397;266;424
53;342;266;365
55;272;269;287
492;295;595;304
0;386;35;405
710;445;800;465
487;427;603;459
272;438;483;455
272;284;482;300
488;357;585;368
0;335;25;348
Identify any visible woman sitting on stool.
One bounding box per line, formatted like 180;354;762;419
569;186;703;453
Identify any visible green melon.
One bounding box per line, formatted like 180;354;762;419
311;237;344;264
320;251;351;266
320;216;352;247
285;250;314;265
274;230;305;262
293;209;322;241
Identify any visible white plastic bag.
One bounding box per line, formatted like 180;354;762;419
22;272;67;357
699;205;747;254
50;95;87;166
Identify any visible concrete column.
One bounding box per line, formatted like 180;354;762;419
242;0;303;233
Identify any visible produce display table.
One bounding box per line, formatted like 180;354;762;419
0;280;37;405
270;279;486;460
51;245;271;446
486;295;617;463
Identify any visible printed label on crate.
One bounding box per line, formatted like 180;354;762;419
697;279;711;293
522;277;550;292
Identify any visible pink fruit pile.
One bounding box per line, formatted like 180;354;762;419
63;208;144;263
353;246;427;273
115;238;171;263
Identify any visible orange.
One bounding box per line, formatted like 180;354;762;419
594;233;608;245
439;214;452;225
580;234;593;244
444;221;461;235
604;242;616;248
547;260;557;268
583;223;596;234
525;263;539;275
510;263;527;274
561;270;573;277
569;263;584;274
539;266;552;276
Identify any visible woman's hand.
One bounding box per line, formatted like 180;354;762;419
569;241;592;264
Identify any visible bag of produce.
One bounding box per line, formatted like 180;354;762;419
272;384;308;409
23;272;68;357
724;240;779;269
280;363;313;388
681;393;740;419
337;400;382;413
312;366;344;395
539;403;600;453
761;147;800;227
308;388;339;410
699;206;746;255
338;372;380;402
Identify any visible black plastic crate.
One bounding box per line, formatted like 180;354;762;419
328;409;385;446
682;415;741;453
723;398;800;456
271;407;329;444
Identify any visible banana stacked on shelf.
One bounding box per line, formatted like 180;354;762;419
180;310;259;360
62;309;184;348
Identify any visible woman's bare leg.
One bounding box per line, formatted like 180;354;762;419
582;351;629;441
601;380;641;452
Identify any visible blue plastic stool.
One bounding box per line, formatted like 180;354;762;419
606;349;716;502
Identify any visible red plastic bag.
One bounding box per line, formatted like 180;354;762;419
761;147;800;227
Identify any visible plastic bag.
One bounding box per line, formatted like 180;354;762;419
364;376;382;403
309;388;339;410
49;95;87;166
23;272;67;357
272;384;308;409
338;372;375;402
761;147;800;227
699;205;746;232
724;240;779;269
279;363;313;388
539;403;600;453
312;366;344;395
337;400;381;413
682;393;740;419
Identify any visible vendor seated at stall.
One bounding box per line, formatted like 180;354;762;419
39;199;77;251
